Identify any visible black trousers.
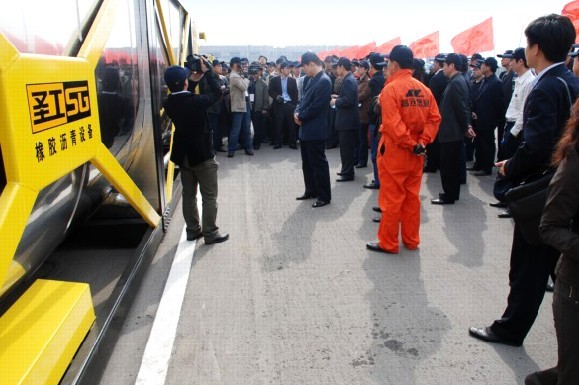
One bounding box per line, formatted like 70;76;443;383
425;137;440;171
497;117;506;161
490;224;559;343
250;110;266;148
338;130;357;177
273;102;296;146
439;140;462;201
501;121;522;160
357;123;369;166
300;140;331;203
326;108;338;147
474;127;495;173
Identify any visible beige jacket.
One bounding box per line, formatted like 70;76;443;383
229;70;250;112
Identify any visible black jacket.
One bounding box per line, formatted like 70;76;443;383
296;71;332;141
268;75;298;104
472;74;503;132
428;69;448;107
368;71;385;125
334;72;360;131
506;63;579;183
438;73;470;143
163;70;221;167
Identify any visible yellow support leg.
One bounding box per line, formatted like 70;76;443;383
0;279;95;385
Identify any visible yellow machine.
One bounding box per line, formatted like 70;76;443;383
0;0;198;383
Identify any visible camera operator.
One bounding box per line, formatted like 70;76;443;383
248;62;270;150
227;57;254;157
163;58;229;244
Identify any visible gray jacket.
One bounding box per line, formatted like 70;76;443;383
229;70;250;112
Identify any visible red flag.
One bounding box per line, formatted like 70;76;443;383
451;18;494;55
409;31;439;59
375;37;402;54
355;42;376;59
562;0;579;42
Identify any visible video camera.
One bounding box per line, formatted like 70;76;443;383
248;65;261;76
184;54;212;73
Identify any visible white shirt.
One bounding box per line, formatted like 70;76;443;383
505;69;536;137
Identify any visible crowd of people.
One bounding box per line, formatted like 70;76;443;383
164;12;579;385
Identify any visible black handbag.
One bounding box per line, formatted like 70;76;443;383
504;169;555;245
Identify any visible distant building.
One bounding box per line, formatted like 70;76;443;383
199;45;346;62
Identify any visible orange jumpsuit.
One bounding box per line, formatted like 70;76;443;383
376;69;441;253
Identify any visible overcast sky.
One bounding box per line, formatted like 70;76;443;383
183;0;572;55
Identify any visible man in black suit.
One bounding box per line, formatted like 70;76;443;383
163;62;229;244
294;52;333;208
331;57;360;182
431;54;472;205
425;54;449;173
469;14;579;349
268;61;299;149
470;57;504;175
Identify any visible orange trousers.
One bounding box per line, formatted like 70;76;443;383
376;139;425;253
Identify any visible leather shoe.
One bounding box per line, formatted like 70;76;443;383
372;216;381;223
473;170;492;176
245;149;254;156
289;144;297;149
355;163;367;168
215;146;227;152
336;176;354;182
273;145;282;149
498;209;512;218
466;166;480;171
337;172;346;176
227;151;234;158
187;233;203;241
205;233;229;245
296;194;316;200
366;242;398;254
468;326;522;347
372;206;382;213
489;201;507;208
312;200;329;208
363;182;380;189
431;198;455;205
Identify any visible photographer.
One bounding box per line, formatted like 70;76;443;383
163;58;229;245
248;62;269;150
227;57;254;157
207;59;230;152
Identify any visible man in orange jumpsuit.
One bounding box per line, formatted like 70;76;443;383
366;45;441;254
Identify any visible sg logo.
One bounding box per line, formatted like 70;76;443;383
27;81;91;134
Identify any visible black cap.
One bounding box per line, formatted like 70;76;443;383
497;50;514;58
470;53;484;61
510;47;527;63
359;59;370;70
483;57;498;72
385;45;413;69
267;61;276;67
164;65;190;92
230;56;242;67
445;53;463;69
368;53;387;68
212;59;222;66
351;58;360;66
280;61;290;69
469;59;484;68
434;53;446;63
337;57;352;70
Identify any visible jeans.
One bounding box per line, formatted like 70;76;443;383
369;124;380;186
229;110;252;152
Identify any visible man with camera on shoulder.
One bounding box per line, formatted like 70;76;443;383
227;57;254;157
163;57;229;245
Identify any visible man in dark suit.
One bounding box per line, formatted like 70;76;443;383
269;61;299;149
431;54;472;205
469;14;579;349
496;50;517;161
425;54;449;173
294;52;332;208
470;57;504;175
331;57;360;182
163;62;229;244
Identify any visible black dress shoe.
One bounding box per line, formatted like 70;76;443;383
273;145;282;149
336;176;354;182
423;167;437;173
546;282;555;292
187;233;203;241
363;182;380;189
372;216;381;223
337;172;346;176
366;242;397;254
355;163;367;168
489;201;507;208
227;151;235;158
245;149;254;156
312;200;329;208
431;198;455;205
289;144;297;149
473;170;492;176
372;206;382;213
498;208;512;218
215;146;227;152
468;327;522;347
466;166;480;171
205;233;229;244
296;194;316;200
